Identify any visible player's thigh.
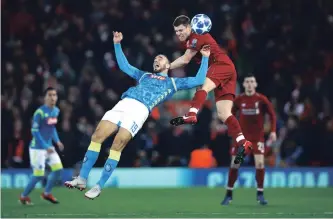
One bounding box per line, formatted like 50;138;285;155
117;98;149;138
92;120;119;142
46;150;63;171
111;127;133;151
29;148;47;176
213;67;237;103
96;102;128;141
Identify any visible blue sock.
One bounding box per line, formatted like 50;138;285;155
22;176;43;197
97;150;121;188
44;170;61;194
79;141;101;179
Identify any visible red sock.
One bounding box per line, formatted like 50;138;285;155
225;115;246;146
256;168;265;191
188;90;207;116
227;168;238;189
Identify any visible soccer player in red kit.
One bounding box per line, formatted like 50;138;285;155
221;74;277;206
169;15;252;164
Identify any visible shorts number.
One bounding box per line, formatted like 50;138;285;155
130;122;138;133
257;142;265;153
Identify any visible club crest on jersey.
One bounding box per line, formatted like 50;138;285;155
47;117;58;125
150;75;166;80
191;39;198;48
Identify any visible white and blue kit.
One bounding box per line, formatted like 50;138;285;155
102;43;209;137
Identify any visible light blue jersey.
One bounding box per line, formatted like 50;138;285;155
114;43;208;111
30;105;60;149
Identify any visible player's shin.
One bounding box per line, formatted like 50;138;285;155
79;141;102;179
97;149;121;188
188;90;207;116
22;172;44;197
44;164;63;195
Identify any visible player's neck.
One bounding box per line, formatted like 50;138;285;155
159;71;168;76
45;103;55;109
245;91;255;96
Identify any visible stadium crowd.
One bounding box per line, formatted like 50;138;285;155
2;0;333;169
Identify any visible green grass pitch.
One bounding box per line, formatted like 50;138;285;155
2;188;333;218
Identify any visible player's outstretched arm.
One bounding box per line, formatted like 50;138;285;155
113;31;145;81
31;109;50;149
170;49;198;70
173;45;210;90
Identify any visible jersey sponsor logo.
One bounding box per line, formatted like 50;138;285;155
150;75;166;80
241;101;260;115
46;117;58;125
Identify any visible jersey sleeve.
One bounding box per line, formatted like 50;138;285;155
31;109;50;149
186;34;206;51
262;95;277;132
114;43;146;81
52;109;60;143
173;56;209;90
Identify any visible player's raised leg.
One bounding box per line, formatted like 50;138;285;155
170;77;215;125
221;155;240;205
254;151;268;205
215;98;252;164
64;120;118;190
20;148;47;205
41;151;63;204
85;127;132;200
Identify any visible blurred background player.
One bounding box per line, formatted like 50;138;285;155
221;74;277;206
19;87;64;205
169;15;252;165
64;31;211;200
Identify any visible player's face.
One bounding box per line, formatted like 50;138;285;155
174;24;191;42
153;55;170;72
45;90;58;106
243;77;257;93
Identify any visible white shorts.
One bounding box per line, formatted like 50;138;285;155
101;98;149;137
29;147;63;176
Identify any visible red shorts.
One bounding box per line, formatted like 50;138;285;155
230;141;266;155
207;63;237;102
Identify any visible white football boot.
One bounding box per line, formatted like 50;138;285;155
64;176;87;191
84;185;101;200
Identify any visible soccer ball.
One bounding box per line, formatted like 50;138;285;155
191;14;212;35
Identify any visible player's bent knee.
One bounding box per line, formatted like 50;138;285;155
256;162;264;169
50;163;63;172
33;169;45;177
111;136;131;152
202;77;217;92
92;121;118;143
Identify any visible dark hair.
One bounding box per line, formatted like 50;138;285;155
44;87;56;96
243;73;256;80
173;15;190;27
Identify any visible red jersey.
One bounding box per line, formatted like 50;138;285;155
181;33;235;69
232;93;276;142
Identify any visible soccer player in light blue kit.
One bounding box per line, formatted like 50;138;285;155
19;87;64;205
64;31;210;200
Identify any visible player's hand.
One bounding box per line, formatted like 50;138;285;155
200;45;211;57
113;31;123;43
56;142;64;152
47;147;55;154
269;132;277;142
